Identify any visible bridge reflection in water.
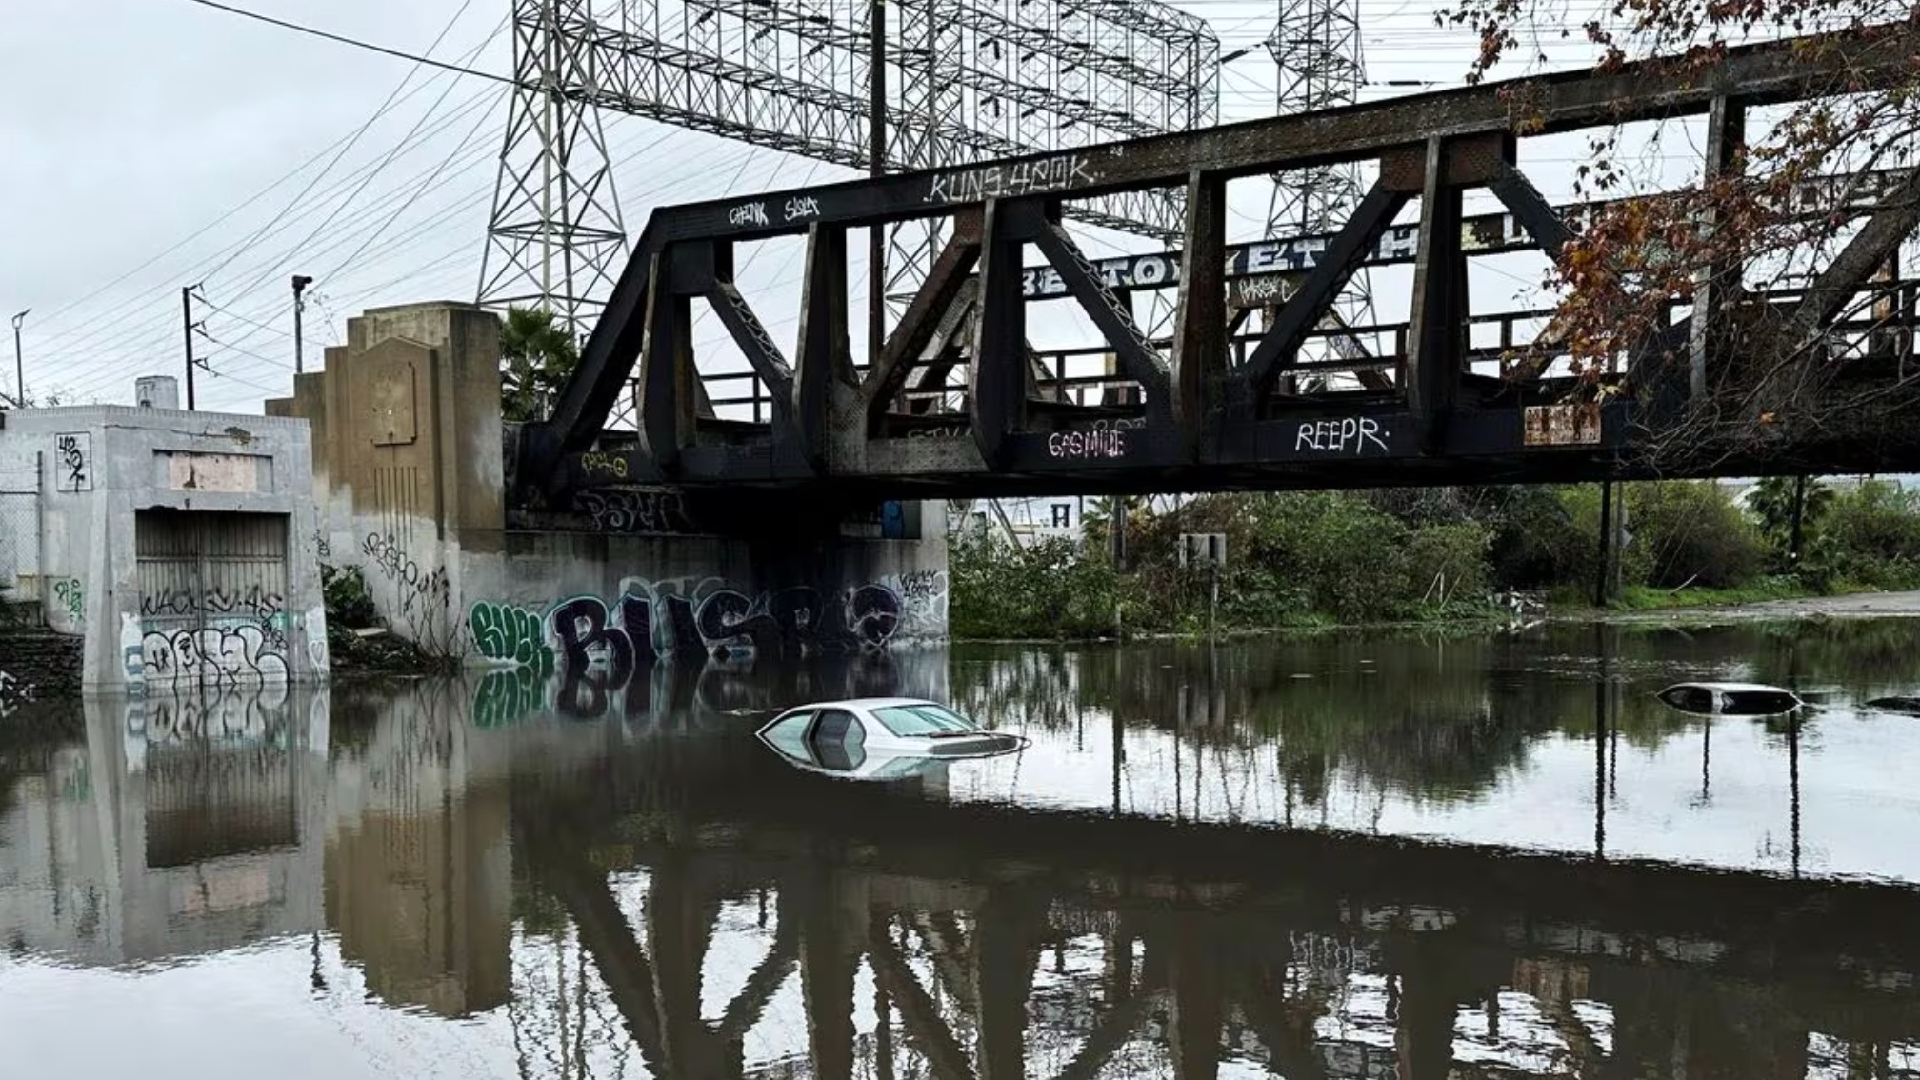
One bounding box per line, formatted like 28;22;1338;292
5;621;1920;1078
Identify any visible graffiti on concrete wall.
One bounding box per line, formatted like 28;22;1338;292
469;602;555;672
52;577;84;626
573;488;698;534
53;431;91;493
361;529;455;651
140;625;291;689
468;572;947;723
0;670;33;718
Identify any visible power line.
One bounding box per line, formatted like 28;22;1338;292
201;0;490;286
173;0;516;87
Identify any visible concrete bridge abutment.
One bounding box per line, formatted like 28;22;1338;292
266;302;948;685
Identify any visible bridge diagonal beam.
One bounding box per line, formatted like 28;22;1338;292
1785;163;1920;347
707;280;796;423
865;210;984;429
1031;216;1172;409
1242;175;1414;406
1487;162;1574;259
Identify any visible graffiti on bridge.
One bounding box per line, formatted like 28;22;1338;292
140;624;291;689
573;487;698;533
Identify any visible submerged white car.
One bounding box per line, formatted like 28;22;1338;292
1656;681;1804;716
754;697;1025;778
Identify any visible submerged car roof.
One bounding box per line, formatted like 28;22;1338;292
781;697;944;713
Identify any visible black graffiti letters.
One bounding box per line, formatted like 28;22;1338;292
140;583;285;621
362;531;451;616
573;488;696;533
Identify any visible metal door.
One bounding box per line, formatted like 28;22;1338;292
135;509;292;693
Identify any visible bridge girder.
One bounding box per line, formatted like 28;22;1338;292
514;24;1920;511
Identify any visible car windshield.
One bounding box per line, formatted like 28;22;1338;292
870;703;978;737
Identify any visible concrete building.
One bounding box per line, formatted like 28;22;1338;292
0;386;330;695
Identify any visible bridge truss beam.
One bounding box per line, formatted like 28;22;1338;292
515;25;1920;508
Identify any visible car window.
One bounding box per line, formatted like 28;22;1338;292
761;711;814;761
871;703;978;737
810;709;867;770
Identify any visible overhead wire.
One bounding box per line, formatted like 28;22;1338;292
172;0;516;86
66;134;770;406
50;80;506;371
29;13;509;340
42;22;510;366
200;0;488;287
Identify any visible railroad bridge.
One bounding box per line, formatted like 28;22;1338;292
510;25;1920;511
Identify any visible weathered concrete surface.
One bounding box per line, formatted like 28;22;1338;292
0;405;328;694
268;302;950;676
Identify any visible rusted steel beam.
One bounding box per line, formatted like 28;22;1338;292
649;27;1916;243
969;200;1034;468
1031;219;1171;406
1689;95;1750;398
636;253;695;475
793;223;851;471
1170;170;1228;459
1406;137;1470;453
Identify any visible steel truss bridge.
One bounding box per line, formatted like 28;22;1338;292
512;25;1920;508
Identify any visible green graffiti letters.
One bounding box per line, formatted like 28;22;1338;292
469;602;554;672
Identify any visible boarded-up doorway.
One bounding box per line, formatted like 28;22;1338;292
135;509;292;695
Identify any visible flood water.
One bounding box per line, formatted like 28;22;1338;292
6;617;1920;1078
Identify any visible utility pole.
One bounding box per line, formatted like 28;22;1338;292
867;0;887;368
9;309;26;408
182;286;199;411
292;275;314;374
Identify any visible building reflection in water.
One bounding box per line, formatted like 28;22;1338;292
1;628;1920;1078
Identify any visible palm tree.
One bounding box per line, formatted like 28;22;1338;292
1748;475;1833;563
500;307;580;423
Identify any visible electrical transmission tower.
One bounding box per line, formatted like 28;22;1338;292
478;0;631;335
1264;0;1378;387
476;0;1220;420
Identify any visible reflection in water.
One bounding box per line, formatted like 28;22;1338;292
3;622;1920;1077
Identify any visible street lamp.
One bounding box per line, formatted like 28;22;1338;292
9;309;26;409
291;276;314;374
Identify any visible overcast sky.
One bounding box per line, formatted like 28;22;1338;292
1;0;1700;416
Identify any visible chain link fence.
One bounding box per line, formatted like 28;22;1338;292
0;457;42;604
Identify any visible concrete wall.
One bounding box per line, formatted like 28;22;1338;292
268;302;949;677
0;405;328;694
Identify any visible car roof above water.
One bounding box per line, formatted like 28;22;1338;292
783;697;942;713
